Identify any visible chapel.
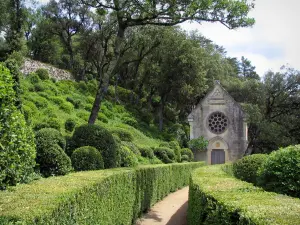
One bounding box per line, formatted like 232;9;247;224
187;81;248;164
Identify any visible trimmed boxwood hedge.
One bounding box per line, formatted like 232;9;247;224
188;165;300;225
0;162;204;224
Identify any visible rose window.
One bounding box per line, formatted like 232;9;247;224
207;112;228;134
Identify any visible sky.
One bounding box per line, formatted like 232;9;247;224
181;0;300;77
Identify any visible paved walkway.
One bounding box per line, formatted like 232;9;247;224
135;187;189;225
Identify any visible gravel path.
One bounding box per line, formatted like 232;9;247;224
135;187;189;225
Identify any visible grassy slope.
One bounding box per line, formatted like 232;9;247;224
21;75;163;151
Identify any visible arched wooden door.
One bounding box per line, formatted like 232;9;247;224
211;149;225;164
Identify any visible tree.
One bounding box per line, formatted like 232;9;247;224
81;0;256;124
43;0;89;70
239;56;260;80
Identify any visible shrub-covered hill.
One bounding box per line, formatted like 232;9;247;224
20;70;194;168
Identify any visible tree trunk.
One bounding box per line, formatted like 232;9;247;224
88;80;108;124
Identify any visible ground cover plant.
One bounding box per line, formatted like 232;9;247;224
188;165;300;225
0;162;204;224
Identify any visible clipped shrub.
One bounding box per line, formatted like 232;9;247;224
35;68;49;80
84;103;93;111
169;141;181;162
71;146;104;171
65;118;76;132
139;147;155;159
60;102;74;113
110;127;134;142
233;154;268;184
98;112;108;123
34;83;46;92
180;148;194;162
121;116;138;128
188;165;300;225
35;128;71;177
25;95;48;108
49;96;65;105
27;72;40;84
159;142;170;148
121;141;140;155
181;155;189;162
76;111;89;121
257;145;300;198
34;118;61;131
154;147;174;163
0;163;204;224
66;96;82;109
71;124;118;168
0;64;36;189
119;146;138;167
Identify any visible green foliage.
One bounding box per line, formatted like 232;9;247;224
109;127;134;142
119;146;138;167
59;101;74;113
188;165;300;225
0;64;36;189
188;136;208;152
64;118;76;132
0;163;204;224
34;118;61;131
154;147;175;163
98;112;108;123
181;155;189;162
139;147;154;159
257;145;300;198
71;124;118;168
169;141;181;162
27;72;40;84
35;128;71;177
121;116;138;128
233;154;268;185
180;148;194;162
71;146;104;171
35;68;49;80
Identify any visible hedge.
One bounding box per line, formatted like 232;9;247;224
188;165;300;225
0;162;204;224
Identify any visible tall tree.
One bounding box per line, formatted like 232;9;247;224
239;56;260;79
81;0;256;124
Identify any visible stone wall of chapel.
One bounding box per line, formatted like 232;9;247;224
189;84;247;163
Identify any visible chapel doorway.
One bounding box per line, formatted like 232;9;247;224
211;149;225;164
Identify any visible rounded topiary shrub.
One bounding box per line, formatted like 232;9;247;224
139;147;155;159
71;146;104;171
181;155;189;162
0;65;36;189
71;124;118;168
110;127;134;142
154;147;174;163
257;145;300;198
35;68;49;80
169;141;181;162
65;118;76;132
180;148;194;162
233;154;268;184
119;146;138;167
35;128;71;177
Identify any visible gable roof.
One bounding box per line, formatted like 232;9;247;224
188;80;245;120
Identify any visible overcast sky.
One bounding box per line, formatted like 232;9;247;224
181;0;300;76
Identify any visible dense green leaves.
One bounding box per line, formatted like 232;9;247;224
0;64;36;189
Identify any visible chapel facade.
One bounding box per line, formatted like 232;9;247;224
187;81;248;165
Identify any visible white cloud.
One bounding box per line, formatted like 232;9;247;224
181;0;300;76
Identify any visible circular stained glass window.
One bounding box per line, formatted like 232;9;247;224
207;112;228;134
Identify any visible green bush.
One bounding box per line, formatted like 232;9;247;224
27;72;40;84
98;112;108;123
121;141;140;155
233;154;268;185
35;128;71;177
119;146;138;167
181;155;189;162
34;83;46;92
169;141;181;162
154;147;174;163
65;118;76;132
60;101;74;113
180;148;194;162
121;116;138;128
25;95;48;108
139;147;155;159
34;118;61;131
0;64;36;189
66;96;82;109
257;145;300;198
0;163;204;224
188;136;208;152
109;127;134;142
188;165;300;225
35;68;49;80
71;146;104;171
71;124;118;168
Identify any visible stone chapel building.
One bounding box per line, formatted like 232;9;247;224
187;81;248;165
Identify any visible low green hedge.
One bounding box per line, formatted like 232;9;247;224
0;162;204;224
188;165;300;225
